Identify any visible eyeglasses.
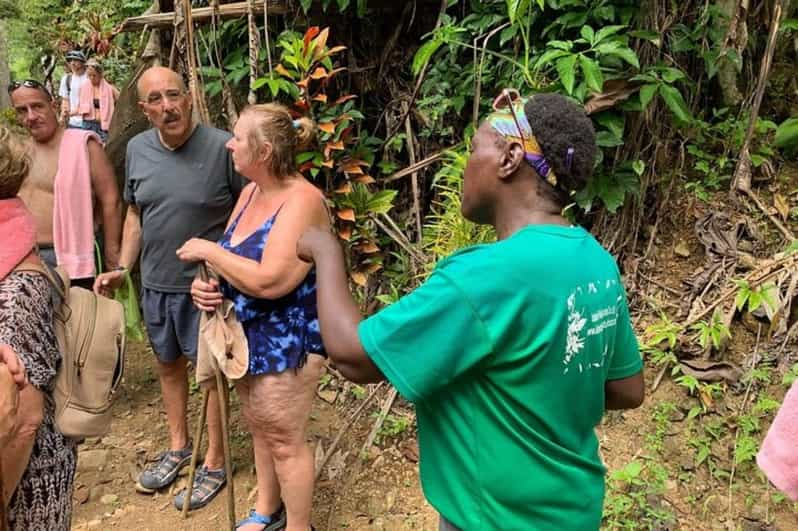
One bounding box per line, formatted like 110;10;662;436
491;88;527;146
144;89;187;105
7;79;53;100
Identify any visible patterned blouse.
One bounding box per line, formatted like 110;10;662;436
0;271;77;531
218;191;325;375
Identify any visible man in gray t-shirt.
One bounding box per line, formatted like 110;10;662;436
95;67;243;512
124;125;243;291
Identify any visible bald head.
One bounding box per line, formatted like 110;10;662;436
137;66;187;100
137;66;194;148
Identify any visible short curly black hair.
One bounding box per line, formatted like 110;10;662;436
524;93;596;203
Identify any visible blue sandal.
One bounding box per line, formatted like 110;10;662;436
236;504;287;530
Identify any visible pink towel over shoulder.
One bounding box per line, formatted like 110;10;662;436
53;128;99;280
757;380;798;501
77;79;115;131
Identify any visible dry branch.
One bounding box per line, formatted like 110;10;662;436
730;1;794;240
402;101;423;241
382;151;445;183
360;387;399;458
314;382;385;481
118;1;288;32
683;253;798;328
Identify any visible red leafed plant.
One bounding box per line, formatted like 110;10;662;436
256;27;396;287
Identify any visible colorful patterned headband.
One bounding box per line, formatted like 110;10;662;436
486;97;559;188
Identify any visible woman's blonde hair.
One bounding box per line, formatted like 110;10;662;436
0;127;30;199
240;103;316;178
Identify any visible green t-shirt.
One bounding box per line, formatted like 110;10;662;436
359;225;642;530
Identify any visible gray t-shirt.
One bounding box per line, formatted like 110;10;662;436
125;125;244;292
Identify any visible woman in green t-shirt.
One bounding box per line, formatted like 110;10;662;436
297;91;645;530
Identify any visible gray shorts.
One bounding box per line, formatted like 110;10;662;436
141;288;199;364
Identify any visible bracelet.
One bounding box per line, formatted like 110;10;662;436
114;266;127;273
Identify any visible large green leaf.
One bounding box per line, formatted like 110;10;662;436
535;49;570;69
412;38;443;75
658;84;692;123
506;0;530;25
605;46;639;69
595;25;627;43
775;118;798;155
639;84;658;110
660;67;686;83
556;54;578;94
578;55;604;93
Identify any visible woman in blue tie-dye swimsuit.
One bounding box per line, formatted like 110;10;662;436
177;103;329;531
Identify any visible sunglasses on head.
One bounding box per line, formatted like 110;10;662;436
491;88;528;146
7;79;52;99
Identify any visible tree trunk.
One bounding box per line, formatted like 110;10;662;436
715;0;748;106
0;21;10;109
106;1;166;186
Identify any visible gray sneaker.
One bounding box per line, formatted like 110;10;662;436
136;444;192;493
173;465;226;512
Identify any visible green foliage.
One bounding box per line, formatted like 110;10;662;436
734;280;777;314
603;459;674;529
6;0;148;81
300;0;368;17
373;413;413;443
534;24;639;98
691;310;730;350
784;363;798;386
775;117;798;157
423;147;495;265
683;110;776;201
631;65;691;123
254;27;394;287
642;314;682;350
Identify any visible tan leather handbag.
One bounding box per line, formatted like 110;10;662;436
14;262;126;439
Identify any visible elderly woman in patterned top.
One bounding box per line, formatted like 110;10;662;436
177;104;329;531
0;126;77;531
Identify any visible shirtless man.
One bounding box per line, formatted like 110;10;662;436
10;80;122;286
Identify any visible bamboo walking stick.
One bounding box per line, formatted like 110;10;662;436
191;262;236;529
182;387;208;519
215;365;236;530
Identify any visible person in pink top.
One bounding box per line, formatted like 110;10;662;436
8;79;122;288
78;59;120;144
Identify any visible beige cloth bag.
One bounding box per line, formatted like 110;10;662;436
195;264;249;384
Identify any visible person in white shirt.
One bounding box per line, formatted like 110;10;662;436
58;50;88;129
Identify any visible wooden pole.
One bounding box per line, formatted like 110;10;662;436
214;369;236;530
247;0;259;105
182;388;209;519
118;1;288;33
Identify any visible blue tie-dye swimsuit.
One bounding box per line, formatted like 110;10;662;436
218;190;325;375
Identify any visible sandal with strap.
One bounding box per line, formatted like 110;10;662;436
136;444;192;493
236;504;287;531
173;465;226;511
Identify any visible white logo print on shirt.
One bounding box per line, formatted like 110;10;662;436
563;279;620;375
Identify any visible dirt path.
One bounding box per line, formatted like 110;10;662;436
71;343;437;530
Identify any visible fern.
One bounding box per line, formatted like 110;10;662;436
422;147;495;269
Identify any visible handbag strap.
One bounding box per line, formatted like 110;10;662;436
13;261;67;300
